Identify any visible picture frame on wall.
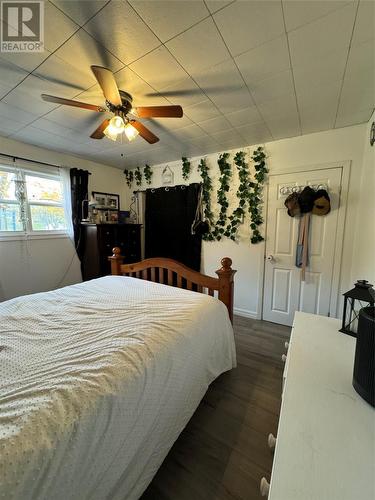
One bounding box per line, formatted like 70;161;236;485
92;191;120;210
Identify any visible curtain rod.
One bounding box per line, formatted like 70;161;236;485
0;152;91;174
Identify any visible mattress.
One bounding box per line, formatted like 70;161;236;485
0;276;236;500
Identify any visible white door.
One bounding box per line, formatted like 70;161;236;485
263;167;343;326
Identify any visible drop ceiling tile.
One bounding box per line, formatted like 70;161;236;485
0;49;51;73
51;0;109;26
235;35;290;85
2;74;79;115
171;124;205;140
251;70;295;104
335;106;373;128
345;39;375;76
210;128;244;144
33;53;97;94
288;3;357;67
44;104;111;134
213;0;284;57
351;0;375;47
0;117;26;136
84;1;161;65
158;77;207;108
299;100;338;134
146;114;193;131
43;1;80;52
53;28;124;79
297;80;342;112
205;1;234;14
166;17;230;75
184;99;221;122
283;1;352;32
129;46;187;91
235;122;272;144
73;84;108;107
129;0;209;42
195;116;232;134
0;101;39;125
31;117;83;142
257;93;298;121
293;48;347;92
0;57;28;91
209;85;254;114
339;69;375;115
10;125;79;151
265;111;301;140
114;67;171;106
225;106;264;127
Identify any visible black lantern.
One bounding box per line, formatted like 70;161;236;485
340;280;375;337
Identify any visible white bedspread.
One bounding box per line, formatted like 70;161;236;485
0;276;236;500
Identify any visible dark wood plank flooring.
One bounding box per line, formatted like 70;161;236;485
141;316;291;500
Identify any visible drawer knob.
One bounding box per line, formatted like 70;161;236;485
284;341;289;349
268;433;276;450
281;354;287;362
260;477;270;497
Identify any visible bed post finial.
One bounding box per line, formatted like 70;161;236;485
216;257;236;324
108;247;124;275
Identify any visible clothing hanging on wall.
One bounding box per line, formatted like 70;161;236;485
296;213;310;281
145;183;202;271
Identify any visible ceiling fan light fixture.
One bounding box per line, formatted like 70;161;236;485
124;122;139;142
104;115;125;141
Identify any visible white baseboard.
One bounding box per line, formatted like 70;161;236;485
233;307;259;319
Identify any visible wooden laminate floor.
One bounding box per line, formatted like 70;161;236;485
141;316;291;500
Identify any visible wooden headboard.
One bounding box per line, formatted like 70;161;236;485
109;247;236;323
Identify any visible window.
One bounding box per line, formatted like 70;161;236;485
0;165;68;236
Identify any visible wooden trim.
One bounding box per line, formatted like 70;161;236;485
109;248;236;323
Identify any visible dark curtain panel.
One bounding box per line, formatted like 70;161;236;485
70;168;89;260
145;183;202;271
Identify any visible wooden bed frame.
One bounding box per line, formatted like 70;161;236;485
109;247;236;322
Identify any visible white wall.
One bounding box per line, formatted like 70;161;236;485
0;136;128;300
351;111;375;286
127;124;367;319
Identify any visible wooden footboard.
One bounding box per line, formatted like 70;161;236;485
109;248;236;323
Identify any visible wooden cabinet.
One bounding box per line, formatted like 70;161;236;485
81;223;141;281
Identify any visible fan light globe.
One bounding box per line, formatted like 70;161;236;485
104;115;125;141
124;123;139;142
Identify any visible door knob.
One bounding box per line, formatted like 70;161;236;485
267;254;275;262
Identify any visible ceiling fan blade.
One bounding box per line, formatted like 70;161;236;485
91;66;122;106
135;105;183;118
130;120;159;144
41;94;106;112
90;119;110;139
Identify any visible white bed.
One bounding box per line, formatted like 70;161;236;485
0;276;236;500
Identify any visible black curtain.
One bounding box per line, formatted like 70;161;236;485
70;168;89;260
145;183;202;271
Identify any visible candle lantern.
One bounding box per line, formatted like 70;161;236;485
340;280;375;337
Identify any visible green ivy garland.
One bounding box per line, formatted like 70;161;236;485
197;158;214;240
124;169;134;188
181;157;191;181
143;164;153;185
211;152;232;241
224;151;250;241
134;166;142;186
249;146;268;243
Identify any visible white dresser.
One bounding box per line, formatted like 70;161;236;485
268;311;375;500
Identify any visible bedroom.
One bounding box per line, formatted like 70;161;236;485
0;0;374;499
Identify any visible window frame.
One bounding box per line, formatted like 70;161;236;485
0;164;69;240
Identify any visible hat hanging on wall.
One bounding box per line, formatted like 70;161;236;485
284;192;301;217
298;186;316;214
312;189;331;216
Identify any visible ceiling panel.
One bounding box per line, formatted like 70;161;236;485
257;93;298;122
335;106;374;129
224;106;264;127
129;46;187;92
0;101;39;126
235;35;290;86
0;58;28;95
166;17;230;74
84;1;161;65
205;1;234;14
250;70;295;105
0;50;51;73
351;0;375;47
44;1;80;52
282;1;352;32
288;2;357;67
266;112;301;140
129;0;210;42
235;122;272;144
157;77;208;108
195;116;232;134
184;99;221;122
214;0;284;57
208;85;253;115
50;0;109;26
299;99;338;135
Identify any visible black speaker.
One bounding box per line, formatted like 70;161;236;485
352;307;375;407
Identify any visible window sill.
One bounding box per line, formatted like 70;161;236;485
0;232;71;242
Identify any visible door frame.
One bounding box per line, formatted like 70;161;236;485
260;160;351;321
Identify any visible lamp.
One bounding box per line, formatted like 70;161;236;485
340;280;375;337
104;115;125;141
124;122;139;142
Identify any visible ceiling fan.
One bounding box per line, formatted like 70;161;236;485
41;65;183;145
